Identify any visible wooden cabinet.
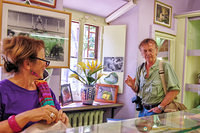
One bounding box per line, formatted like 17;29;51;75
175;12;200;109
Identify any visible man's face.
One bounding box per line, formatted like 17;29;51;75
140;42;158;64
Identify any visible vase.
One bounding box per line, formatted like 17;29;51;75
81;84;96;105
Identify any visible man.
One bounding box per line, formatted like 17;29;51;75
125;38;180;117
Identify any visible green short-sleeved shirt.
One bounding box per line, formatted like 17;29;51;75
135;59;180;105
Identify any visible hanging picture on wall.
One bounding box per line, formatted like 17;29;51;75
103;57;124;72
30;0;57;8
154;0;172;28
1;1;71;68
95;84;118;103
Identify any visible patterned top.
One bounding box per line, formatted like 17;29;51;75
135;59;180;105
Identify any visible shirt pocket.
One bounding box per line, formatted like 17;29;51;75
149;81;161;96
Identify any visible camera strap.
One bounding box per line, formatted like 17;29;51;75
137;63;145;93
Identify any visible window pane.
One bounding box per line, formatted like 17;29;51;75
90;26;96;32
71;22;79;57
83;25;98;59
88;51;94;58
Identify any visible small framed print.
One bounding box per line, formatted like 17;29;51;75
60;84;73;106
95;84;118;103
154;1;172;28
30;0;57;8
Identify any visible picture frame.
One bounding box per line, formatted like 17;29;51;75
95;84;118;103
0;1;71;68
30;0;57;8
154;1;172;28
103;57;124;72
60;84;73;106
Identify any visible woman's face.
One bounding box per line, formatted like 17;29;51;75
140;42;158;64
31;48;47;79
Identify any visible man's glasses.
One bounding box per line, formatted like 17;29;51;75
33;57;50;67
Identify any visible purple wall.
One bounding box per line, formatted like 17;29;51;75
111;6;140;119
110;0;194;119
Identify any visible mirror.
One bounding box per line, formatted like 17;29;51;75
155;31;176;68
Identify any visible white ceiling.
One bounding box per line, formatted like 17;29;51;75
63;0;129;17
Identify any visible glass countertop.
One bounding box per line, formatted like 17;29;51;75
65;108;200;133
23;108;200;133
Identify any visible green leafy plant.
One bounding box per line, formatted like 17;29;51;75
69;60;104;85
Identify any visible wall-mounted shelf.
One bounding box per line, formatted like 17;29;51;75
185;84;200;95
187;50;200;56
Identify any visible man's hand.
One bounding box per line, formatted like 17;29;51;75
125;75;138;93
148;107;162;114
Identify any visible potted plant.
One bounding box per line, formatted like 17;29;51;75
69;60;104;105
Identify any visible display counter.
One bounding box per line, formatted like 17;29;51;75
23;108;200;133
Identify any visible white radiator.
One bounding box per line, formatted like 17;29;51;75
67;110;104;127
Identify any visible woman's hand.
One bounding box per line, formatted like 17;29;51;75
56;109;70;127
14;105;59;130
125;75;137;93
23;105;59;124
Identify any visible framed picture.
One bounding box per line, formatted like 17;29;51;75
154;1;172;28
30;0;57;8
60;84;73;106
95;84;118;103
0;1;71;68
103;57;124;72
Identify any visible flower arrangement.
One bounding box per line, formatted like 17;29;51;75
69;60;104;86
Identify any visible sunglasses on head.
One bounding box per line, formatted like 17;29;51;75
32;57;50;67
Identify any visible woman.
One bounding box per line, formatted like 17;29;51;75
0;36;69;132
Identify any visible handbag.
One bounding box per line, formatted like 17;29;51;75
159;61;187;113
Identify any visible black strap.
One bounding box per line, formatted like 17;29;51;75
137;63;145;93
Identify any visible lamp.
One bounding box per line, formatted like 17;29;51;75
105;0;136;23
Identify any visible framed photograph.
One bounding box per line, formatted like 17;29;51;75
30;0;57;8
154;1;172;28
1;1;71;68
103;57;124;72
95;84;118;103
60;84;73;106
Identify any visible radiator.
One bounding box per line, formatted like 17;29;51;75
67;110;104;127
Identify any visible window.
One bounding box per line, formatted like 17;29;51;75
83;24;98;60
61;21;80;100
61;22;99;101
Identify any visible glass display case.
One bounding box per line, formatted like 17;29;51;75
23;108;200;133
